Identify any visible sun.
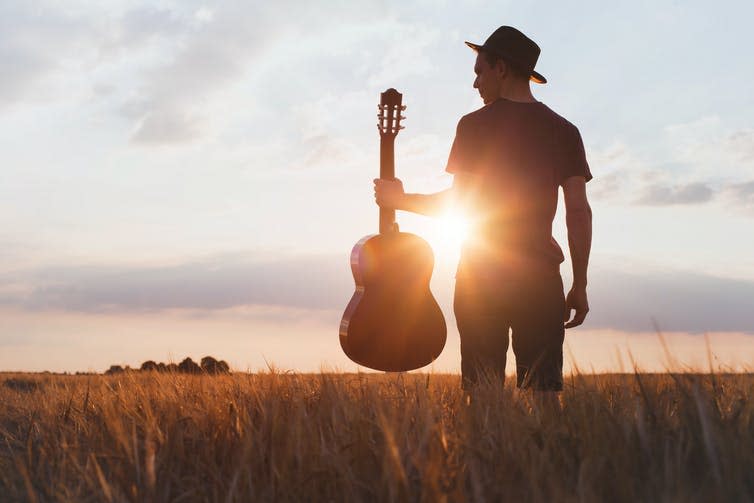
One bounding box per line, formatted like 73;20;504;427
428;212;471;255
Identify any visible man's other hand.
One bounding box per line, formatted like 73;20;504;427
564;286;589;328
374;178;405;209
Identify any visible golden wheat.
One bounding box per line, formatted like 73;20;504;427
1;371;753;502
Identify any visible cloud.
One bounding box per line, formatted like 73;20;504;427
0;1;440;147
635;181;714;206
299;134;364;170
583;141;649;203
589;170;624;201
124;4;262;145
130;108;202;144
366;23;441;88
0;3;199;108
124;2;394;145
588;141;633;168
113;6;187;49
586;121;754;210
1;254;352;313
1;254;753;335
724;180;754;213
663;119;754;177
588;269;754;334
725;129;754;163
0;4;96;106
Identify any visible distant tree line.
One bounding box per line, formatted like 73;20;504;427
105;356;230;375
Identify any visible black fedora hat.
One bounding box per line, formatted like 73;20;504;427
465;26;547;84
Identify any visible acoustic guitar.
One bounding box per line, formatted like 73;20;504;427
339;88;447;372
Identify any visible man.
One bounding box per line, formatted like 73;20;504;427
374;26;592;394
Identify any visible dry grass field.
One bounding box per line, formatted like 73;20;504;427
1;370;753;502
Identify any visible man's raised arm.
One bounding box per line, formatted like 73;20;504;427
374;178;455;217
562;175;592;328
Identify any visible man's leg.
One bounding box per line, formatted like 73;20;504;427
454;278;510;390
510;273;566;393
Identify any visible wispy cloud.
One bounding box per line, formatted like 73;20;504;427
586;141;643;202
587;119;754;212
124;4;264;145
0;3;200;108
0;3;96;106
724;180;754;213
366;22;441;88
124;2;399;145
112;6;187;49
635;181;714;206
726;129;754;163
0;1;397;144
130;108;203;144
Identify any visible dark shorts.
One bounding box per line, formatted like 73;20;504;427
453;272;566;391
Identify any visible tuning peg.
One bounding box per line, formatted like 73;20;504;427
401;105;407;111
399;116;406;120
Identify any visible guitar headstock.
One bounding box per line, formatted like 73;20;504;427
377;88;406;138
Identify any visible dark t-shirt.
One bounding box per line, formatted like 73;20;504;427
446;98;592;280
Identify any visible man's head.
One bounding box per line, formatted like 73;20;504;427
466;26;546;92
473;51;531;105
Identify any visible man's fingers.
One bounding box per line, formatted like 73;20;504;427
564;319;580;329
374;179;382;205
564;309;588;329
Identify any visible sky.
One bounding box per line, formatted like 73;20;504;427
1;0;753;373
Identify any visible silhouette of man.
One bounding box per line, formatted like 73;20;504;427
374;26;592;395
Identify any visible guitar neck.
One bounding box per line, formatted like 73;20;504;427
379;134;396;234
376;87;404;234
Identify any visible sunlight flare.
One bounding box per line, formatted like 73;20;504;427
427;212;471;256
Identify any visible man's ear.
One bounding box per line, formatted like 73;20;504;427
494;58;507;76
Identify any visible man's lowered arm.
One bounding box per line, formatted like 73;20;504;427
562;175;592;328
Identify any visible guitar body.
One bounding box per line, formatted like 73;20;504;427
340;232;446;371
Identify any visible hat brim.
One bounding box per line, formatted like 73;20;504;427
464;41;547;84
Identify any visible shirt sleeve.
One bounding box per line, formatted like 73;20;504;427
558;125;593;185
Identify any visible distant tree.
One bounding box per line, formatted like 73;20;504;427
178;357;201;374
165;363;179;373
157;362;168;372
200;356;217;373
200;356;231;375
140;360;159;372
105;365;124;375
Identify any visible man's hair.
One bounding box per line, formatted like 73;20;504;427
482;50;529;81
